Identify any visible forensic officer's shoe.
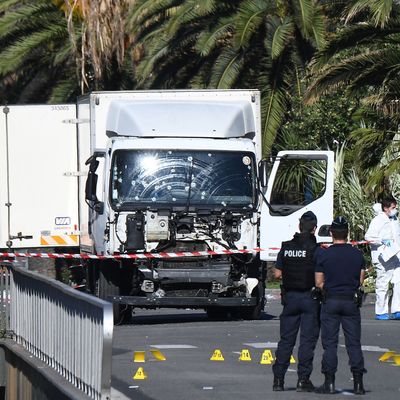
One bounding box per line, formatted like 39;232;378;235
391;312;400;320
375;313;390;320
272;377;284;391
315;374;335;394
353;373;365;395
296;378;314;392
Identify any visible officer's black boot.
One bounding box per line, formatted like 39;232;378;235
353;373;365;395
272;376;284;391
296;378;315;392
315;374;335;394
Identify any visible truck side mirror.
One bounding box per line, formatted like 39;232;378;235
258;160;271;188
85;171;98;202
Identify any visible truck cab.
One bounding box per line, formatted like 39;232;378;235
80;90;334;321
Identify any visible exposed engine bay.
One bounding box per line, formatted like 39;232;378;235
106;210;262;301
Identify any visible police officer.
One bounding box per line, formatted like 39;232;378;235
272;211;320;392
315;216;366;395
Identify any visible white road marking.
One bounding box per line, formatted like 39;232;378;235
339;344;389;352
150;344;198;349
203;387;214;390
243;342;278;348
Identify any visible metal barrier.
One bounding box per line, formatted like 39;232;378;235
0;265;11;335
5;264;113;400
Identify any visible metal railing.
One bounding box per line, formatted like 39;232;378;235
4;263;113;400
0;264;11;334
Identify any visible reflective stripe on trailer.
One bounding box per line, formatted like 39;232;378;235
40;235;79;246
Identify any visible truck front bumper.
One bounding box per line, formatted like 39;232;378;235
108;295;257;308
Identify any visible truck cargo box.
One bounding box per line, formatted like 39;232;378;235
0;105;79;249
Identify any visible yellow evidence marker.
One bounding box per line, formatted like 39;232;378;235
151;349;167;361
210;349;225;361
133;367;148;380
239;349;252;361
379;351;396;362
133;351;146;363
290;355;296;363
260;349;274;365
393;355;400;366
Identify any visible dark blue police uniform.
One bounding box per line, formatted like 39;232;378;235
272;231;320;390
315;241;366;393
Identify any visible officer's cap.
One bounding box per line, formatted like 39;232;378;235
300;211;317;225
331;215;348;229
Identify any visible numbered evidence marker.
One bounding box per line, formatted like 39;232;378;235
260;349;274;365
210;349;225;361
133;367;148;380
239;349;252;361
290;355;296;364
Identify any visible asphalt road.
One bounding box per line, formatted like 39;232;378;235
110;293;400;400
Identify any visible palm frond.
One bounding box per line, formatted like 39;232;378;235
346;0;394;28
232;0;270;48
128;0;180;27
195;18;233;56
266;16;295;60
209;48;244;88
290;0;316;40
261;84;287;155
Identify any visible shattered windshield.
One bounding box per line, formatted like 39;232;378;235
110;150;256;210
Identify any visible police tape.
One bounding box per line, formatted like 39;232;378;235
0;241;372;261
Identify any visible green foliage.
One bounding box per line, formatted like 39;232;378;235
306;0;400;196
0;0;80;103
277;90;359;151
128;0;327;156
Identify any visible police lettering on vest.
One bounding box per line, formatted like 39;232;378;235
284;249;307;258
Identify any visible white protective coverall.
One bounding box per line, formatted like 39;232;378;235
365;204;400;315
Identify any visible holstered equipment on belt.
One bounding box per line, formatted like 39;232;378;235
280;284;287;306
354;286;365;308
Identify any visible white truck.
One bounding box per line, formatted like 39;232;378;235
0;90;334;321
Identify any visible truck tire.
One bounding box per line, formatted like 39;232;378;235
97;260;128;325
240;282;265;320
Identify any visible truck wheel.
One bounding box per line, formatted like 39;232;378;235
85;259;99;294
98;260;127;324
240;282;265;320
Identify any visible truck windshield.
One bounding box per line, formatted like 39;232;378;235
110;150;256;210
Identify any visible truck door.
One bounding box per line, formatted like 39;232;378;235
260;150;334;262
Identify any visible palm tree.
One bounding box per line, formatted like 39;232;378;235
0;0;81;103
305;0;400;193
0;0;134;104
60;0;134;92
128;0;327;155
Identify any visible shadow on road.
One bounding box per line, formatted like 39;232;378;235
121;310;277;325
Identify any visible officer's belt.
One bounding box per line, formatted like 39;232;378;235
325;291;355;300
283;287;313;292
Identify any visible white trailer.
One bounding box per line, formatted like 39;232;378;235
0;104;79;250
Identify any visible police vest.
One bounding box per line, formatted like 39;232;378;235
281;233;317;291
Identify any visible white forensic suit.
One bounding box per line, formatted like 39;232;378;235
365;204;400;316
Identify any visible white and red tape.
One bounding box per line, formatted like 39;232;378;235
0;241;371;261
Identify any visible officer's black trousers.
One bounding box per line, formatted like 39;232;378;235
320;298;365;374
273;291;320;379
